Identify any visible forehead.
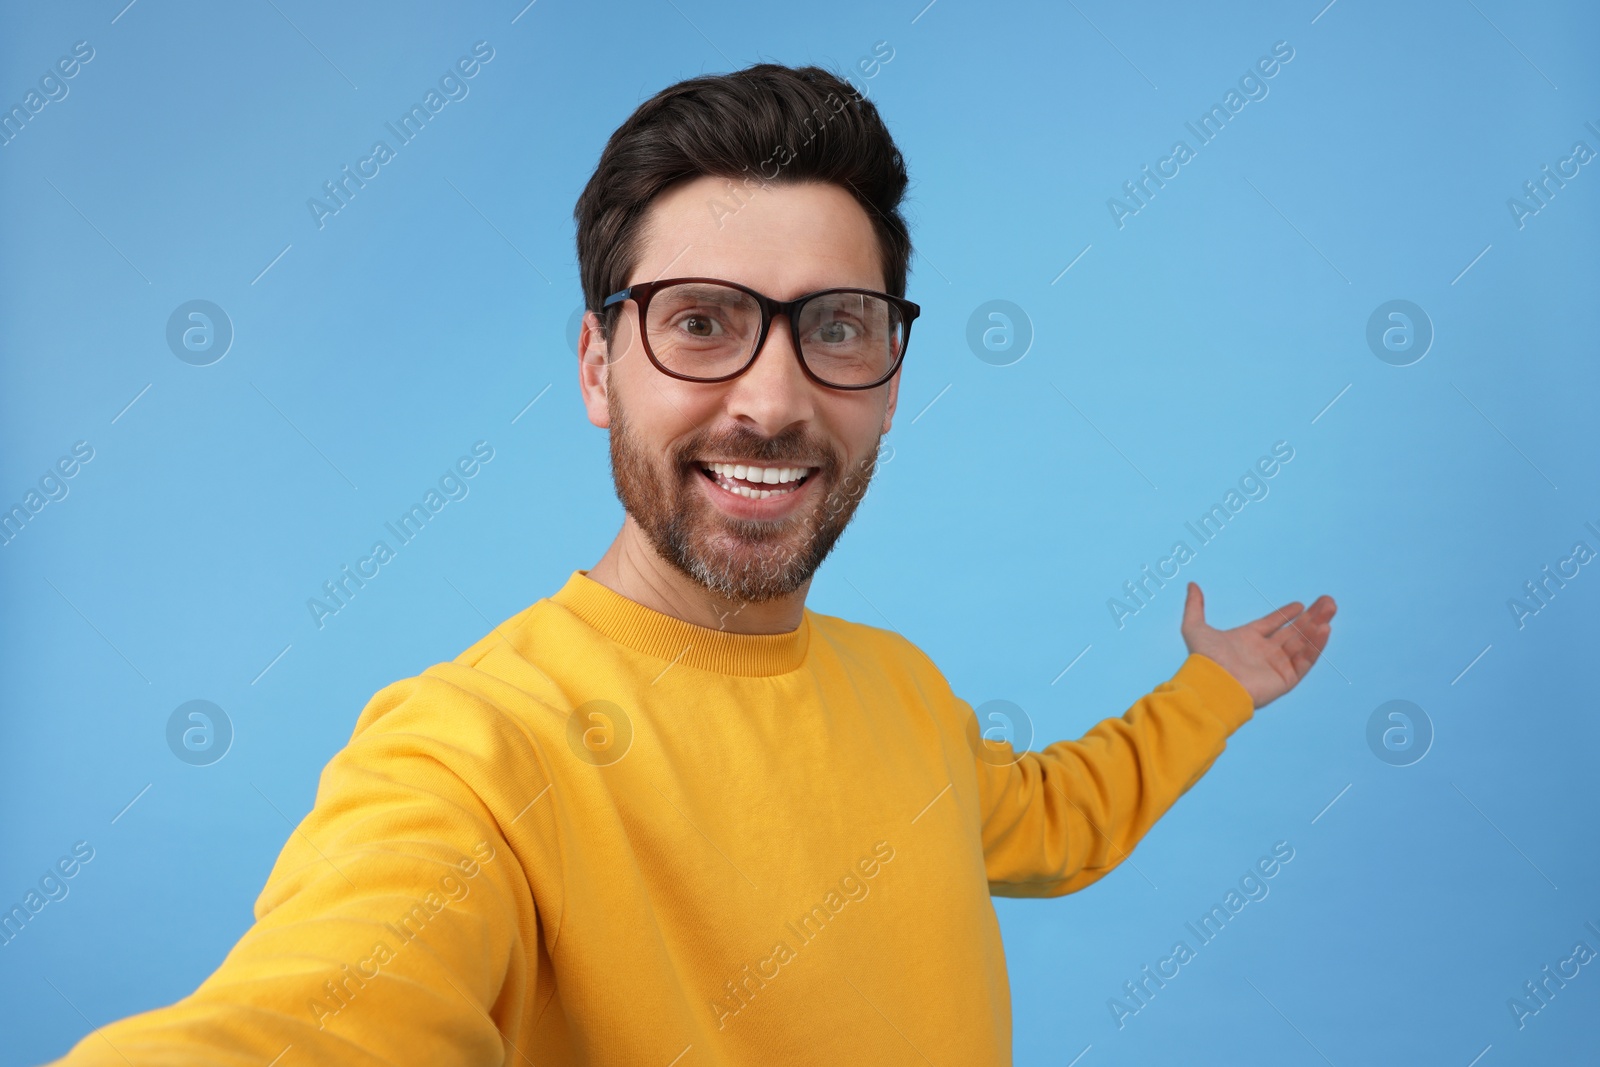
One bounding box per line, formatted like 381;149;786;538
631;175;885;297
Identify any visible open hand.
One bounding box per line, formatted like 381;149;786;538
1180;582;1336;709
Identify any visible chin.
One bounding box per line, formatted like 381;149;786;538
668;513;823;603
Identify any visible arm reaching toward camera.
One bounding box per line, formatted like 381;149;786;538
43;673;550;1067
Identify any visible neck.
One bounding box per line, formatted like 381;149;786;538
586;515;811;635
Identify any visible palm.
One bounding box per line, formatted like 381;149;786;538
1179;582;1336;709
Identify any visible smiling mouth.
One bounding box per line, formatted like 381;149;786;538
696;461;817;500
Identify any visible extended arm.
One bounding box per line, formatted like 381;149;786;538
975;652;1254;897
976;582;1335;896
45;674;544;1067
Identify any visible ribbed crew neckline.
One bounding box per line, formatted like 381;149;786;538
549;569;811;677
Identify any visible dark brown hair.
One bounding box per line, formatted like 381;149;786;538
573;63;913;344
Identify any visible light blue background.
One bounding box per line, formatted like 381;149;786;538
3;1;1597;1063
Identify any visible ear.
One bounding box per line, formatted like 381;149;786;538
577;311;612;429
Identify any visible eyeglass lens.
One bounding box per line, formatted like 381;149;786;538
643;282;903;386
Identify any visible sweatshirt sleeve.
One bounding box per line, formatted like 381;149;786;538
973;653;1255;897
43;672;544;1067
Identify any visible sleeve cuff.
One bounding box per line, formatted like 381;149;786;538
1174;652;1256;733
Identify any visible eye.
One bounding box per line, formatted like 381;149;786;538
812;320;859;344
677;312;721;338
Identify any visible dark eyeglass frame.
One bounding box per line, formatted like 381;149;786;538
601;276;921;391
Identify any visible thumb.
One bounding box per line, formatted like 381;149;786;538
1181;582;1206;635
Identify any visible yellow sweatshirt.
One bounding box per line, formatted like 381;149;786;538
47;569;1255;1066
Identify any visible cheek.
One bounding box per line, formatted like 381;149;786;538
827;400;886;461
615;379;708;465
648;378;725;443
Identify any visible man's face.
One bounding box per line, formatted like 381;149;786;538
579;176;900;605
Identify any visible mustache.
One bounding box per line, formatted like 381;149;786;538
676;427;842;476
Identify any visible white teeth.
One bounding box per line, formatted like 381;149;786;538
705;462;809;485
702;465;807;500
729;482;790;500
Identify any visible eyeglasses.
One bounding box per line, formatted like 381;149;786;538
601;277;920;390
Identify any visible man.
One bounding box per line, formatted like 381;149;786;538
47;63;1334;1065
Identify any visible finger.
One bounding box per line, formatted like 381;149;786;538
1251;601;1305;636
1278;615;1332;670
1296;605;1336;636
1181;582;1206;634
1289;631;1327;676
1278;604;1330;641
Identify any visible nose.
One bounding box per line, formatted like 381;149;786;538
721;312;817;435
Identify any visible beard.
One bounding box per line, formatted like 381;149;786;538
606;383;880;605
